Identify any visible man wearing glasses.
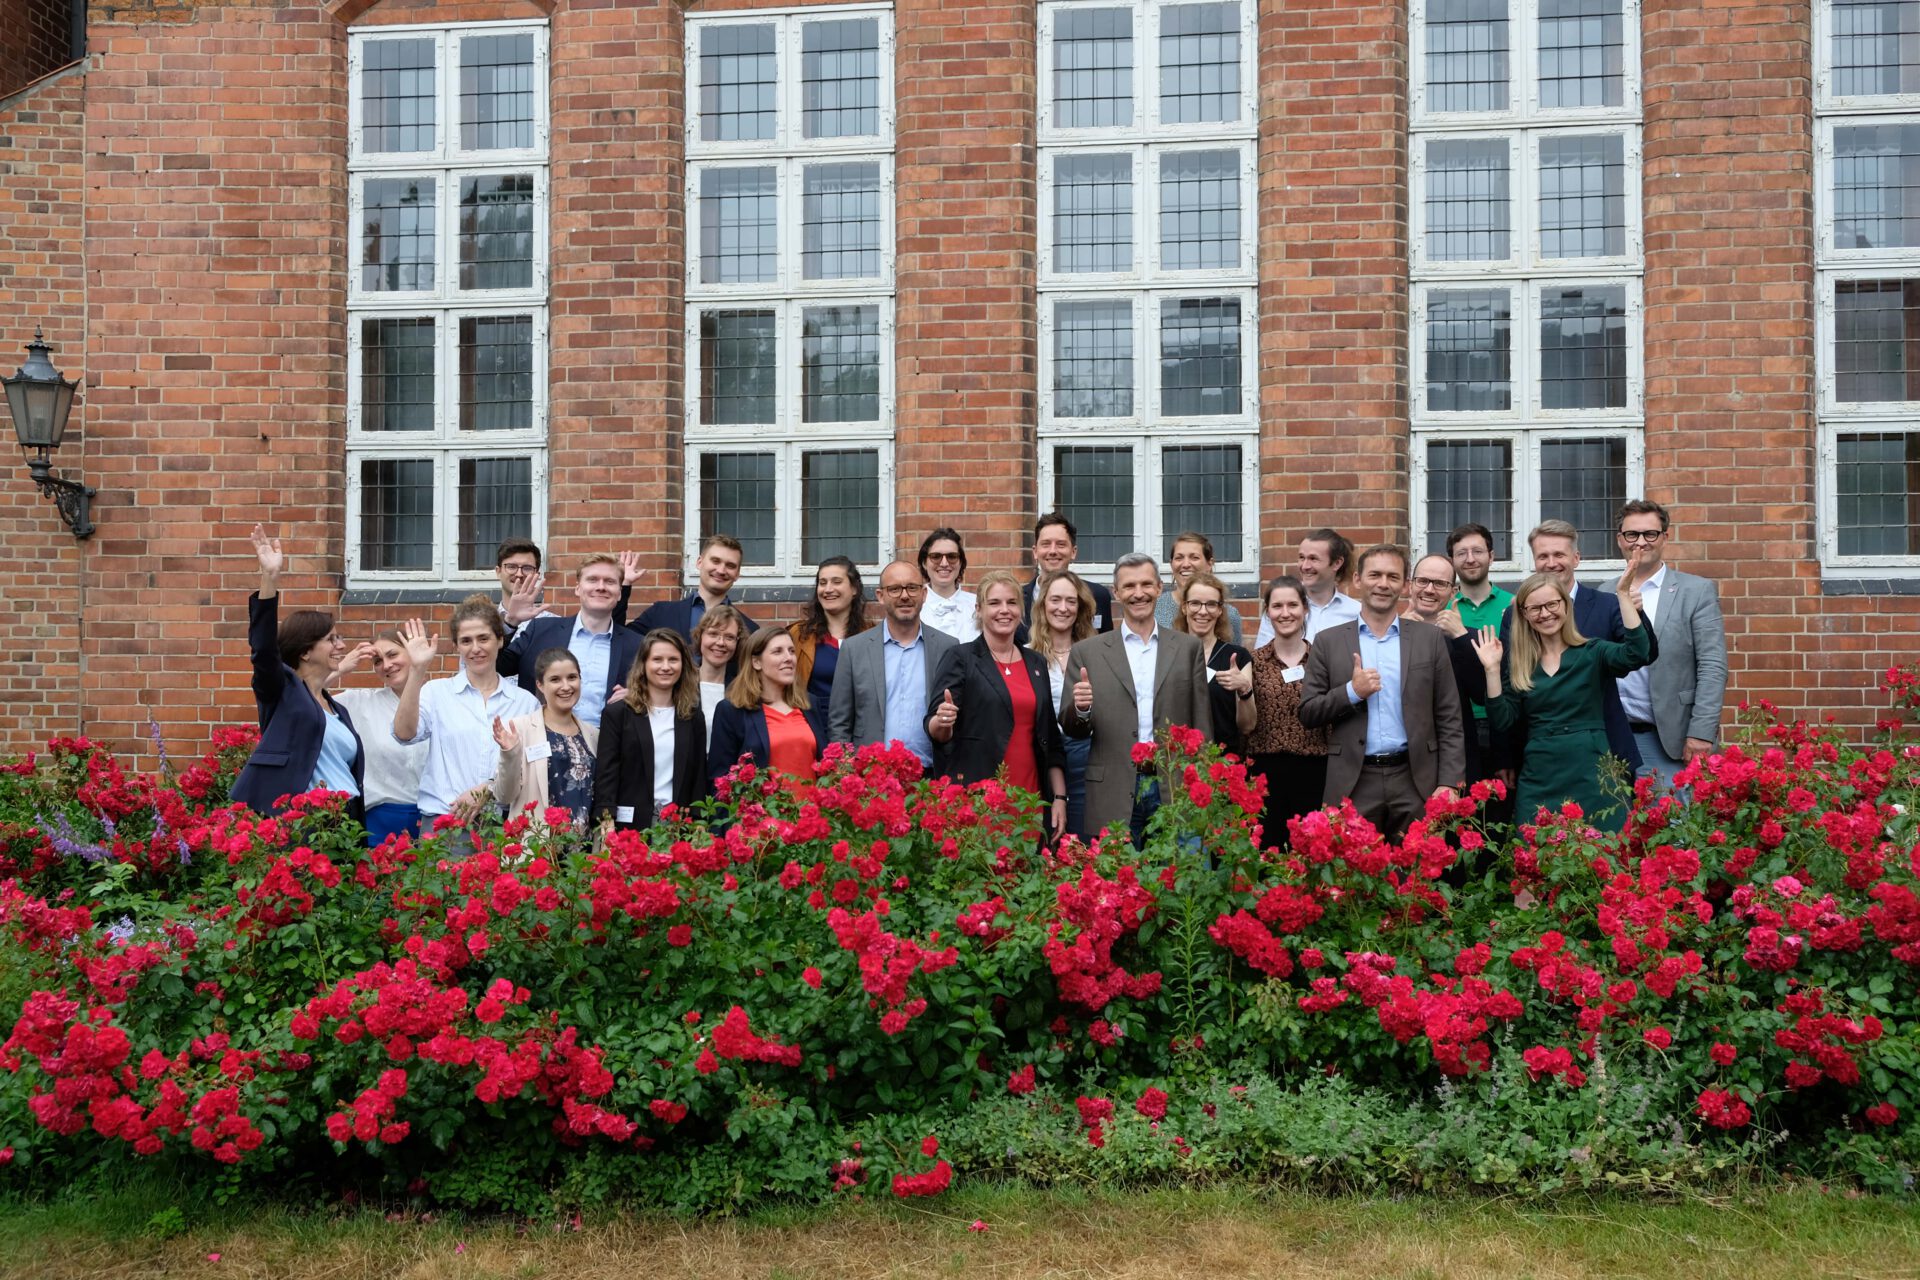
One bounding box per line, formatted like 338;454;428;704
1614;500;1726;785
827;559;956;766
1403;553;1499;790
492;539;556;624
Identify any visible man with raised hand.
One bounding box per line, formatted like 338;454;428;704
1015;512;1114;644
827;559;956;766
492;538;555;624
500;552;643;729
1300;544;1465;842
619;534;759;644
1059;553;1212;844
1403;552;1496;790
1613;500;1727;785
1254;528;1360;646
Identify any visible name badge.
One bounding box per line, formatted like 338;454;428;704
1205;668;1218;683
1093;614;1105;629
615;805;635;824
524;738;552;763
1282;665;1305;684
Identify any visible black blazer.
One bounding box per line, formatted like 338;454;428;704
593;699;710;830
1014;577;1114;646
615;587;759;643
925;638;1068;800
1443;629;1494;783
1202;640;1254;757
707;699;830;790
233;592;366;817
499;615;643;710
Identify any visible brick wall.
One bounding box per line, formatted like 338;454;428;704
0;0;75;100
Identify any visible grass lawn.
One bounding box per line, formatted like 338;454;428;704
3;1183;1919;1279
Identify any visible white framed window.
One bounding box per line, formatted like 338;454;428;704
1038;0;1259;575
347;20;549;587
1818;2;1920;569
686;5;895;583
1409;0;1643;571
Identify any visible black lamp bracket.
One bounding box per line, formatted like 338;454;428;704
26;452;95;540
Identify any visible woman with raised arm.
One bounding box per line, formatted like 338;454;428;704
918;528;979;642
1172;570;1256;757
391;597;539;824
491;648;599;827
1028;570;1094;839
1242;575;1330;846
233;525;367;819
790;556;872;708
595;629;710;832
925;570;1069;842
707;627;829;789
690;604;746;745
1473;553;1652;833
331;630;429;844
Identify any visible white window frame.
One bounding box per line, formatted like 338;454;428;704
684;6;896;158
1040;286;1260;429
685;156;895;297
1038;0;1260;143
1037;141;1258;283
684;439;897;579
1815;113;1920;265
1409;0;1643;128
1409;426;1645;575
1817;265;1920;416
1816;0;1920;113
1038;433;1260;574
347;18;550;590
685;297;896;438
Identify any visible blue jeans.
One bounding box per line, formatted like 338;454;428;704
365;802;420;846
1632;729;1685;789
1129;777;1163;847
1063;734;1091;840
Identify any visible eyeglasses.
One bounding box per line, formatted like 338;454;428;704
1412;577;1453;592
924;551;961;563
879;584;926;598
499;561;539;575
1617;529;1665;543
1184;600;1222;612
1522;602;1564;618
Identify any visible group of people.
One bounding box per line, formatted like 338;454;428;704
233;499;1727;849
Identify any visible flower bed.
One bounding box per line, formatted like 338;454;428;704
1;674;1917;1209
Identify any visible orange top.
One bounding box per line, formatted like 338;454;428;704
764;704;818;779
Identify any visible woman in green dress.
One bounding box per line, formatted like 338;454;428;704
1471;555;1651;832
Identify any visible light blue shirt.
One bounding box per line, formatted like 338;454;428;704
400;669;540;815
567;617;616;728
881;627;934;766
311;706;361;798
1122;625;1159;744
1346;616;1408;756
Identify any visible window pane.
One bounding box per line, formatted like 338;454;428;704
1054;152;1134;273
360;177;436;292
1426;0;1509;113
1539;133;1626;259
1538;0;1624;110
1159;148;1240;270
1426;288;1512;412
458;173;535;290
359;458;435;572
1832;1;1920;98
1159;2;1240;125
1053;6;1133;129
1054;446;1135;563
802;305;881;423
699;309;777;425
1836;431;1920;555
362;38;435;154
699;23;777;143
459;33;536;151
1426;137;1511;262
1539;436;1627;557
1054;299;1135;418
802;18;881;139
700;452;778;566
802;449;881;564
1539;284;1628;410
699;166;778;285
459;315;534;432
1834;124;1920;250
1835;279;1920;401
1161;296;1241;416
360;317;436;432
457;457;533;572
802;161;883;280
1161;445;1242;562
1423;439;1513;560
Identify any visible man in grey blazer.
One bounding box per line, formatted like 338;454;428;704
1614;501;1727;785
1299;545;1466;842
827;559;957;767
1059;553;1213;844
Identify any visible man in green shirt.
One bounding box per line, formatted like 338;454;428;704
1447;523;1514;813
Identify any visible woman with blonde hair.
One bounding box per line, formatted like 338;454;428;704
1472;556;1651;832
491;648;600;826
1028;570;1095;838
1172;570;1256;756
690;604;746;744
708;626;829;788
593;629;710;832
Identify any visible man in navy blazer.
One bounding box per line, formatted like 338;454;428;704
500;553;641;729
1014;512;1115;644
616;533;759;642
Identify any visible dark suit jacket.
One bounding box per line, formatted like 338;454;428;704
1014;576;1114;646
233;592;366;817
616;587;759;643
499;615;643;710
925;638;1067;799
707;699;830;790
1500;584;1656;770
592;699;710;830
1442;629;1496;783
1298;618;1466;804
1059;626;1213;837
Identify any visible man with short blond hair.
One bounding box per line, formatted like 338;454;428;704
500;552;642;727
621;533;760;643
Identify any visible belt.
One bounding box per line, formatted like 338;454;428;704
1362;751;1409;768
1628;720;1656;734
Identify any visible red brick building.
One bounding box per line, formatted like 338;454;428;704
0;0;1915;765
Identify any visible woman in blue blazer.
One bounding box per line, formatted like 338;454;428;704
707;627;829;791
232;525;366;818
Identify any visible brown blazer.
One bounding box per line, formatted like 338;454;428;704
1297;618;1465;805
1059;625;1213;838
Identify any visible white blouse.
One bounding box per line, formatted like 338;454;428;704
922;588;979;643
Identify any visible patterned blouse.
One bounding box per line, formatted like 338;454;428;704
1245;643;1328;757
545;728;596;823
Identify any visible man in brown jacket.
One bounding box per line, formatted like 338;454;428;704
1299;544;1466;841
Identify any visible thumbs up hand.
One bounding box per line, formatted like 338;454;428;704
1217;651;1252;695
1073;665;1094;714
1350;651;1383;699
937;688;957;728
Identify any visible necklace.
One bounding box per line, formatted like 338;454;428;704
988;644;1020;674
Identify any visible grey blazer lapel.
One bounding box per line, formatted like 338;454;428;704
1152;630;1180;706
1100;632;1137;708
